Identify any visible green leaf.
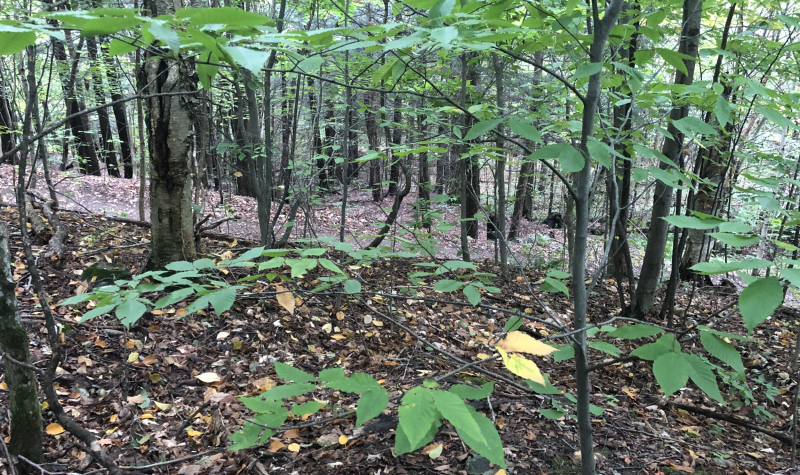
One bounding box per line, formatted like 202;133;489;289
318;258;344;274
700;332;744;374
165;261;195;271
715;96;731;128
539;408;566;420
463;284;481;306
708;232;759;248
683;353;725;404
0;27;36;55
155;287;195;309
79;304;118;323
344;279;362;294
673;116;718;138
653;352;689;397
147;20;180;53
508;118;542;144
296;56;323;73
206;286;238;315
229;416;276;451
551;345;574;362
547;269;571;279
246;383;316;403
239;397;284;414
588;341;622;357
371;58;397;84
781;268;800;288
398;387;439;450
655;47;690;75
541;277;568;297
690;258;773;275
356;387;389;427
429;0;456;19
108;38;137;56
288;258;317;278
115;299;147;327
457;404;506;469
274;362;315;383
430;26;457;46
395;417;440;455
223;45;271;75
531;143;584;173
606;324;663;339
739;276;783;332
449;382;495;400
503;316;523;332
237;246;267;262
176;7;272;27
573;62;603;79
463;119;503;141
432;391;488;453
663;214;725;230
193;258;217;270
433;279;464;292
291;401;324;416
632;334;678;361
525;373;562;394
757;106;798;131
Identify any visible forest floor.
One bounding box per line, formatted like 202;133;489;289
1;199;799;475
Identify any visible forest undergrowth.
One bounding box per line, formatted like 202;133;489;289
0;205;796;475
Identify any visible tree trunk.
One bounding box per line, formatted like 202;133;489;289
633;0;702;317
142;0;197;269
508;159;532;240
0;68;15;163
365;91;382;202
464;57;480;240
0;221;44;468
86;36;120;177
388;95;402;196
434;125;447;194
492;53;507;275
102;40;134;178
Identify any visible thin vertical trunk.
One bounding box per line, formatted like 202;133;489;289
365;91;382;202
86;36;120;177
508;159;532;240
464;55;480;240
458;54;470;261
492;53;507;275
434;124;447;194
633;0;702;317
388;95;402;196
0;66;15;163
102;40;134;178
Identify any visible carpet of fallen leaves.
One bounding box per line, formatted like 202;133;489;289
1;201;799;475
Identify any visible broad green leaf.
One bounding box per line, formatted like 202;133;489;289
781;268;800;288
229;415;276;451
699;332;744;374
653;352;689;397
223;45;271;75
456;404;506;469
398;387;439;450
715;96;731;128
239;397;284;414
108;38;138;56
541;277;569;297
508;118;543;144
432;391;486;446
463;118;503;141
739;276;783;332
631;333;678;361
176;7;272;27
525;373;562;395
539;408;566;420
207;286;238;315
463;284;481;306
193;258;217;270
344;279;362;294
708;232;759;247
288;258;317;278
690;258;773;275
551;345;574;362
147;20;180;53
116;299;147;327
655;47;691;75
586;139;611;168
683;353;725;404
155;287;195;309
633;144;677;168
274;362;315;383
531;143;584;173
291;401;324;416
395;417;440;455
318;258;344;274
573;62;603;79
588;341;622;357
757;106;798;131
606;324;663;339
449;382;495;400
237;246;267;261
673;116;718;138
79;304;118;323
429;0;456;19
296;56;324;73
663;214;725;230
250;382;316;402
165;261;195;271
433;279;464;292
356;387;389;427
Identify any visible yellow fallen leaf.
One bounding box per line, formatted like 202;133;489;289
422;443;443;459
109;414;118;423
187;428;202;437
497;348;544;385
196;372;221;383
0;382;8;391
46;423;65;435
287;443;300;453
154;402;172;411
142;355;158;366
269;440;285;452
496;331;555;356
275;286;295;315
141;413;155;420
476;353;491;360
127;352;139;363
331;334;346;340
339;435;348;445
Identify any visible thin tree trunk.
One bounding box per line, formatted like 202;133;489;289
366;91;382;202
102;40;134;178
492;53;507;275
86;36;120;177
633;0;702;317
388;95;402;196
